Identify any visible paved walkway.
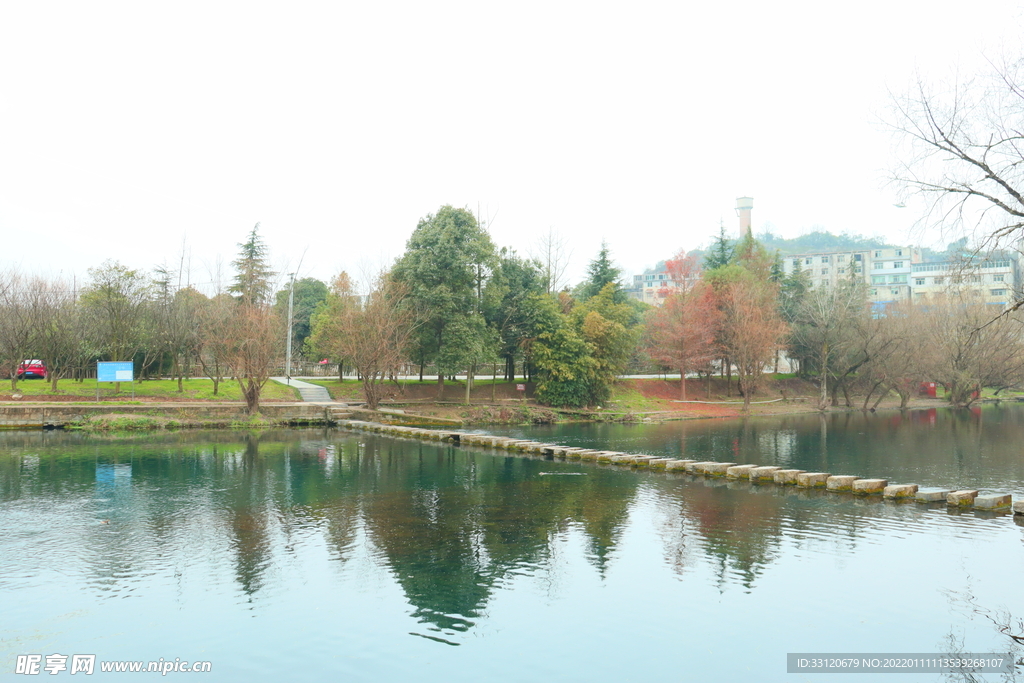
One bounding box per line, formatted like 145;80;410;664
270;377;334;403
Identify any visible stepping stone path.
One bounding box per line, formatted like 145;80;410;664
334;419;1020;523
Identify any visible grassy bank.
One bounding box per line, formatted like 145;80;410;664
65;412;318;432
0;378;300;402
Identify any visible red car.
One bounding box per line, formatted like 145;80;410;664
16;360;47;379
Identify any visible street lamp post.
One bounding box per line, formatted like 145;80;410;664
285;273;295;384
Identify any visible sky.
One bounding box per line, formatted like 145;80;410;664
3;0;1024;294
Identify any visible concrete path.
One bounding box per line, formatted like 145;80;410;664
270;377;334;403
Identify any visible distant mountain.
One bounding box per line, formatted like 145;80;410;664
754;230;895;255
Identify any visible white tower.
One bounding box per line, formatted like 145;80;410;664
736;197;753;239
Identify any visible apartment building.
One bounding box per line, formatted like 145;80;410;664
629;264;681;305
781;247;922;304
866;247;922;303
910;256;1020;307
782;250;870;289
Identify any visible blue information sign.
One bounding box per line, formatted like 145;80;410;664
97;362;134;383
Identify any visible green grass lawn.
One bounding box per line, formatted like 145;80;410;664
4;378;300;402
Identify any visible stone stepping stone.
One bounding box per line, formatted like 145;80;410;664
852;479;887;495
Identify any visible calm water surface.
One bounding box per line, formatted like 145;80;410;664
2;406;1023;682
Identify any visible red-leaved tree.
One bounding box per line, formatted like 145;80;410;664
721;278;788;410
644;283;721;400
664;249;701;289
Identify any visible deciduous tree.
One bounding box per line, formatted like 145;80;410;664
81;260;151;363
788;281;868;410
887;57;1024;308
721;278;787;410
224;227;279;413
644;284;721;400
308;270;417;410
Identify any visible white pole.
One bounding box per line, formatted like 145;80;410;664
285;272;295;384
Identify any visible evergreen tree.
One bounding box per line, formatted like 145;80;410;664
230;223;275;306
579;242;625;302
703;223;735;271
392;205;496;396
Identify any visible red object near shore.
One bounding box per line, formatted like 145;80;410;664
16;360;47;379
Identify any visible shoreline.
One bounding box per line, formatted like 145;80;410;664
0;393;1003;431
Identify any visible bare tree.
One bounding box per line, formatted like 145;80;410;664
531;227;573;294
860;302;928;410
918;289;1024;406
196;293;235;396
224;303;282;414
34;276;89;392
887;57;1024;291
309;270;417;410
0;271;41;391
789;281;868;410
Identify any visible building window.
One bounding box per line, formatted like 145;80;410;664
890;275;907;284
854;267;862;273
969;275;981;283
871;275;886;284
891;288;900;295
934;277;944;285
893;261;904;269
838;255;846;262
870;288;877;296
874;250;882;257
854;254;863;261
821;256;829;263
993;274;1005;282
821;268;828;275
792;259;800;269
915;278;925;285
991;289;1007;296
896;249;903;256
805;257;812;265
838;268;846;274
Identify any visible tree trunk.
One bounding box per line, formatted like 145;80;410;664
241;378;261;414
862;380;884;410
679;367;687;400
871;391;887;410
173;355;183;393
436;374;445;399
464;363;475;405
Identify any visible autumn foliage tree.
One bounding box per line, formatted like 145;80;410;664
225;225;280;414
308;270;418;410
721;278;788;410
644;284;721;399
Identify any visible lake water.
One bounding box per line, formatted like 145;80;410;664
2;406;1024;682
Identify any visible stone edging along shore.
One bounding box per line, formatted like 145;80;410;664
338;419;1024;518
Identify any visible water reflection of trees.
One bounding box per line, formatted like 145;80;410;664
355;438;636;633
6;421;1015;635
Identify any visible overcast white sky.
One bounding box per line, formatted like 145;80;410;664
3;0;1023;293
